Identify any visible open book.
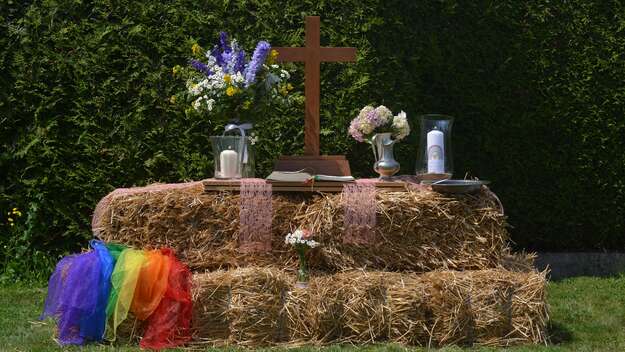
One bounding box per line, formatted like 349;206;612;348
266;171;355;183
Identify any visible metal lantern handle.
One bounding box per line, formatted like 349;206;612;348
223;123;253;164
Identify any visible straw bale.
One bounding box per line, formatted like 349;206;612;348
387;274;430;345
294;271;393;343
190;270;231;345
227;267;292;346
300;275;345;343
282;285;313;343
98;186;511;273
508;269;549;345
180;267;548;348
422;271;474;346
301;189;509;272
419;269;548;347
334;271;391;342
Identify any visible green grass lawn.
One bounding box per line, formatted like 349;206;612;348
1;276;624;352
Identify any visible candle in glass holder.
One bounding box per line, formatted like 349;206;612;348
427;129;444;174
220;149;239;178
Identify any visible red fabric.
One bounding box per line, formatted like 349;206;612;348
140;248;192;350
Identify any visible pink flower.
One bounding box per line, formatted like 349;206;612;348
301;229;313;240
349;121;364;142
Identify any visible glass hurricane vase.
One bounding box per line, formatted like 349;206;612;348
210;135;256;179
415;114;454;181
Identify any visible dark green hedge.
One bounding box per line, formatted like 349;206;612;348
1;0;624;280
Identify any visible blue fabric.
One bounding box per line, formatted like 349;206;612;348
40;240;115;345
78;240;115;342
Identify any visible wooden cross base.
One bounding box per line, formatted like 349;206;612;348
273;155;351;176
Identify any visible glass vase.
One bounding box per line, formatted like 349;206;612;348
295;251;309;288
241;140;255;178
223;122;255;178
415;114;454;181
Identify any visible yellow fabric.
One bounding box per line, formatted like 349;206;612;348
105;249;147;341
130;250;171;320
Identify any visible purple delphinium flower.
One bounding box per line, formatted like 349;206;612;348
211;32;235;73
219;32;231;53
211;46;225;68
233;49;246;74
244;41;271;86
190;59;212;76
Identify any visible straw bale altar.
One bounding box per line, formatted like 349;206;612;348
95;180;514;273
94;179;547;347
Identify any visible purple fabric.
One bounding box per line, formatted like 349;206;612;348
40;241;113;345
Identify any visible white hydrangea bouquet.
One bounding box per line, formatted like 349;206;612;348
284;229;319;286
348;105;410;142
348;105;410;178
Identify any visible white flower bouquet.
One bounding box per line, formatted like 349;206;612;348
284;229;319;285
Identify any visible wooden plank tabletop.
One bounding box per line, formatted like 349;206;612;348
203;176;422;193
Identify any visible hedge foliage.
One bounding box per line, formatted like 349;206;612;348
1;0;624;279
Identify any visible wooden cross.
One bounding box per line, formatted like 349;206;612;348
274;16;357;156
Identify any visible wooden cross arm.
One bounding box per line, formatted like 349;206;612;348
272;47;306;62
320;47;357;62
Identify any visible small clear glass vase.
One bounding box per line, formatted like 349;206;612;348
416;114;454;181
295;251;309;288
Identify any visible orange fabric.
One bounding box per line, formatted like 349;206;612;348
130;250;171;320
140;248;192;350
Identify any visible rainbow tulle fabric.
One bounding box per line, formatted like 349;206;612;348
41;241;192;350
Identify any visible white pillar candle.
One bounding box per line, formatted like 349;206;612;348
427;129;445;174
220;149;239;178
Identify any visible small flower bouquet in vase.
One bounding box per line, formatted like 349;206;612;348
173;32;297;178
348;105;410;179
284;229;319;288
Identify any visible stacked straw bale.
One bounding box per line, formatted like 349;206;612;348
184;267;547;347
191;270;230;344
96;183;548;347
96;184;512;273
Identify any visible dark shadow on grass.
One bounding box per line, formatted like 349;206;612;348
547;320;573;344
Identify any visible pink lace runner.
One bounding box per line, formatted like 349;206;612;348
342;179;377;244
238;179;273;252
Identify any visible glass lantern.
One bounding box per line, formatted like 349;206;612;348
415;114;454;181
210;136;248;179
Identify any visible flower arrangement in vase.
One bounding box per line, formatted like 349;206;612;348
172;32;299;178
284;229;319;288
173;32;297;125
348;105;410;178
